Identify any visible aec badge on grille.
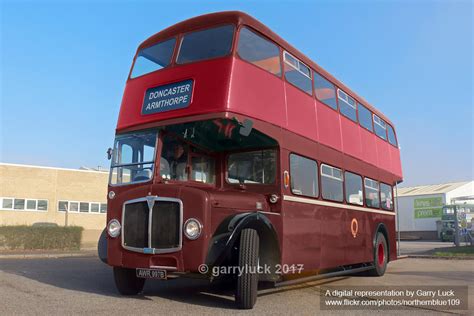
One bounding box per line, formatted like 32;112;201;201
142;79;193;115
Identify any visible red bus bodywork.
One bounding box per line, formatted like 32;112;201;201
105;11;402;287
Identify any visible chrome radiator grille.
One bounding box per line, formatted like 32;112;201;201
122;197;182;254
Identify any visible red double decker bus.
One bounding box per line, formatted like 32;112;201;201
99;11;403;309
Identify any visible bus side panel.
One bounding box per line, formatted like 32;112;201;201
284;83;318;142
281;201;321;271
316;101;342;152
319;206;346;269
344;209;372;265
375;137;392;173
389;145;403;179
228;59;287;128
360;128;378;167
340;116;362;160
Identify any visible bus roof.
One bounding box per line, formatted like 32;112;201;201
138;11;394;126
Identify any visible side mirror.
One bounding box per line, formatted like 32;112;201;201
107;147;113;160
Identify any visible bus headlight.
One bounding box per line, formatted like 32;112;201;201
107;219;121;238
184;218;202;240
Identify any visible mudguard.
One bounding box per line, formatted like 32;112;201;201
98;228;108;264
205;212;280;279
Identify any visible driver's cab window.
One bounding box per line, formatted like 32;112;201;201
110;130;157;185
160;135;215;183
160;137;189;181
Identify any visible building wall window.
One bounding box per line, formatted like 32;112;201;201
238;27;281;76
57;200;107;214
0;197;48;212
364;178;380;208
321;164;344;202
314;72;337;110
344;171;363;205
290;154;318;197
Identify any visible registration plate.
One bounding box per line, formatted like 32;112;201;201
136;268;167;279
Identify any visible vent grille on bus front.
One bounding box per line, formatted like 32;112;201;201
122;197;182;254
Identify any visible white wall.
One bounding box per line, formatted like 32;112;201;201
396;194;446;232
446;181;474;204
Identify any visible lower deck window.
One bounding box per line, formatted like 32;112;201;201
380;183;393;210
344;172;363;205
365;178;380;208
290;154;318;197
321;164;343;202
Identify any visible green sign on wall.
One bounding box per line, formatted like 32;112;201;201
414;197;443;219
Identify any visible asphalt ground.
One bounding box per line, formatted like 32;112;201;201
0;256;472;315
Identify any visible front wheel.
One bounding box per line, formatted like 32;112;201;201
368;232;388;276
113;267;145;295
235;229;259;309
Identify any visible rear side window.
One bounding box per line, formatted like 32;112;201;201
344;172;363;205
238;27;281;76
337;89;357;122
380;183;393;210
131;38;176;78
314;73;337;110
177;25;234;64
373;114;387;140
283;51;312;95
387;125;397;146
364;178;380;208
321;164;343;202
358;104;373;132
290;154;318;197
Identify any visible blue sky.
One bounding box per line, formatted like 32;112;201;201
1;0;472;187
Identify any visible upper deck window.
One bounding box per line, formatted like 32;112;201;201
130;38;176;79
177;25;234;64
358;103;373;132
387;125;398;146
373;114;387;140
314;72;337;110
337;89;357;122
237;27;281;76
283;51;312;95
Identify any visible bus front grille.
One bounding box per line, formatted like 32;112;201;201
122;197;182;254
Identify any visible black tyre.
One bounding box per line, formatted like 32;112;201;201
368;232;388;277
113;267;145;295
235;229;259;309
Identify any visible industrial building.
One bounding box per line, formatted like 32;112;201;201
0;163;108;248
396;181;474;240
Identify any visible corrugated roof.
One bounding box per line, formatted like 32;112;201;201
397;181;471;196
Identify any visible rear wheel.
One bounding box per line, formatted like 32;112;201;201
368;232;388;276
113;267;145;295
235;229;259;309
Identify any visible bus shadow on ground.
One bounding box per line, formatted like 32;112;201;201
0;257;239;309
0;256;352;309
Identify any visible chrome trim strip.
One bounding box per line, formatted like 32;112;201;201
150;265;178;271
121;196;183;254
283;195;395;216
